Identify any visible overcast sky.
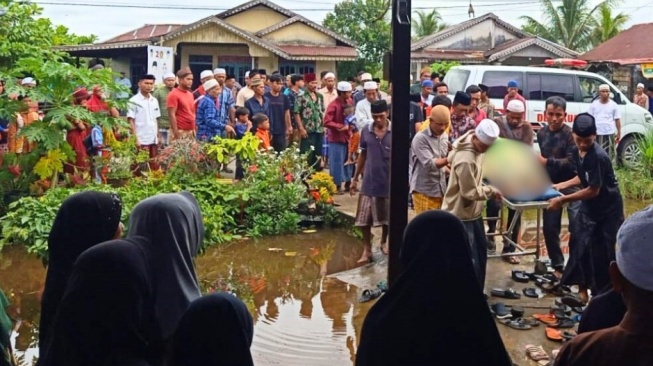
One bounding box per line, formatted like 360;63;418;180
38;0;651;42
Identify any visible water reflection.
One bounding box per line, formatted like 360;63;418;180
0;229;365;365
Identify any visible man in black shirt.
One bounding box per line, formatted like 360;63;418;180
547;113;624;304
264;74;292;152
537;96;581;276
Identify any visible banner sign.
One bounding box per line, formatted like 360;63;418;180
147;46;174;84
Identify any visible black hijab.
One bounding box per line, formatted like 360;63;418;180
170;293;254;366
39;191;122;347
37;238;153;366
355;211;512;366
128;192;204;340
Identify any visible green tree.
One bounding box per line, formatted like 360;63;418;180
590;3;629;47
323;0;391;76
520;0;620;52
413;9;447;39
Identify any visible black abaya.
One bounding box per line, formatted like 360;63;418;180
38;238;153;366
356;210;512;366
39;191;122;348
169;293;254;366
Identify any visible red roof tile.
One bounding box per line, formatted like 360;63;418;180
103;24;184;43
582;23;653;62
411;49;485;61
277;45;358;58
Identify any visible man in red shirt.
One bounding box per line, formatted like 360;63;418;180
324;81;353;194
167;67;196;140
503;80;526;119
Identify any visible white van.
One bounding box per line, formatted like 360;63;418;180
444;65;653;165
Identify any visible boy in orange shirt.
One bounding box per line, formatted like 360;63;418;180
253;113;271;151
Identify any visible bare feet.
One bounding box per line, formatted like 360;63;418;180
553;270;564;280
579;289;589;304
503;255;521;264
381;243;389;255
357;251;372;264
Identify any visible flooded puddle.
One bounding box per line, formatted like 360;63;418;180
0;229;366;366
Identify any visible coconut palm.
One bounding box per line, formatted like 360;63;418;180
412;9;447;38
520;0;620;52
591;3;630;47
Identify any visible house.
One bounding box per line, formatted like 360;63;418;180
56;0;358;88
581;23;653;98
410;13;579;77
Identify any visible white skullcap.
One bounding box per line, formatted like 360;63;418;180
324;72;335;80
337;81;352;92
637;83;645;89
599;84;610;91
363;81;378;90
21;77;36;85
360;73;372;81
203;79;219;92
245;71;250;78
616;205;653;291
475;119;500;146
163;72;176;80
214;68;226;75
200;70;214;79
506;99;525;113
410;74;414;81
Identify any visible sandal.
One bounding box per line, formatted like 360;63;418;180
520;317;541;327
358;288;382;303
511;270;530;283
376;280;388;292
511;306;525;319
501;318;532;330
562;330;577;342
545;327;564;342
491;303;512;319
490;288;521;299
525;344;550;366
533;313;558;325
548;318;575;329
561;294;587;308
503;255;521;264
523;287;542;298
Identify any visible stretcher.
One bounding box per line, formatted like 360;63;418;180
485;191;564;261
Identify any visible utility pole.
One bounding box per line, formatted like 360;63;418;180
387;0;411;287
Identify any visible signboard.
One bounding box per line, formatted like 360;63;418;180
642;63;653;79
147;46;174;84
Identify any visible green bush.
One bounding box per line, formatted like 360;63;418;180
616;168;653;201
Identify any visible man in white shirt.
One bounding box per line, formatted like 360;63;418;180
127;74;160;170
588;84;621;163
355;81;378;130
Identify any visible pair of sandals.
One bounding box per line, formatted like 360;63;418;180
358;280;389;303
546;327;576;342
501;316;540;330
525;344;552;366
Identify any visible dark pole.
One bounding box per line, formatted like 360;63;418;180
388;0;411;287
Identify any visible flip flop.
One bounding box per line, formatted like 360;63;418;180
562;331;577;342
501;318;532;330
548;318;575;329
551;304;572;316
491;288;521;299
525;344;550;366
523;287;542;298
546;327;564;342
572;306;585;314
358;288;382;303
533;313;557;325
520;317;541;327
511;270;530;283
491;303;512;319
561;294;586;308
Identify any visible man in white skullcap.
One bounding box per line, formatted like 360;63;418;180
485;99;534;263
153;72;177;146
324;81;353;194
318;72;338;112
443;119;502;289
634;82;648;110
353;72;378;105
193;70;216;100
355;81;379;130
588;83;621;163
555;205;653;366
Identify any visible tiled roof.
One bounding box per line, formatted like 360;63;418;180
411;49;486;63
102;24;183;43
55;41;151;52
581;23;653;62
411;13;527;51
277;45;358;60
485;37;579;62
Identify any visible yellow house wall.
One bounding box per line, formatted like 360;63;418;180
262;23;336;46
223;6;289;33
257;56;279;73
179;45;220;68
315;61;336;78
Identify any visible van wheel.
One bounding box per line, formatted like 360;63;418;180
618;135;641;168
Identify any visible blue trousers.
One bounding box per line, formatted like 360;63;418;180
329;142;348;187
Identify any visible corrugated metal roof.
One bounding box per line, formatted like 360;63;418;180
278;45;358;59
582;23;653;62
102;24;184;43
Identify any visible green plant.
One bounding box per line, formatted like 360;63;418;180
616;168;653;201
204;133;260;165
635;131;653;176
429;61;460;76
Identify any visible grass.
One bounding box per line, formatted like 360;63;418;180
616;168;653;201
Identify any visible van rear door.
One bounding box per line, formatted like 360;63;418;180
525;72;580;129
479;70;525;114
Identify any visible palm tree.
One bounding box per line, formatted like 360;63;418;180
591;3;630;47
412;9;447;38
520;0;620;52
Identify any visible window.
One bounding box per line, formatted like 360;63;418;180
481;71;524;99
528;74;575;101
278;61;315;76
578;76;622;104
443;69;470;95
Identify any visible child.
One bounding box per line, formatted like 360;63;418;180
252;113;271;151
234;107;252;181
344;105;359;166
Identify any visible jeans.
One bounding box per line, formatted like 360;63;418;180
543;188;580;271
328;142;348;188
486;200;521;254
464;218;488;290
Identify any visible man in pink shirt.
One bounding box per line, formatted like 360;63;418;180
503;80;526;119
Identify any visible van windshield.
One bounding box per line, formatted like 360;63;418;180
444;69;470;95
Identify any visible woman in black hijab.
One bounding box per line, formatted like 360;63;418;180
39;191;122;348
38;238;153;366
355;210;512;366
169;293;255;366
128;192;204;344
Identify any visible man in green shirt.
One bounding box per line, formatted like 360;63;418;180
153;72;177;146
294;73;325;170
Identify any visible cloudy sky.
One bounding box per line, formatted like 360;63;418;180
38;0;650;42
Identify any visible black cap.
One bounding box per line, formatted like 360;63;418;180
258;69;267;75
478;83;489;92
370;99;389;114
453;91;471;106
572;113;597;137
